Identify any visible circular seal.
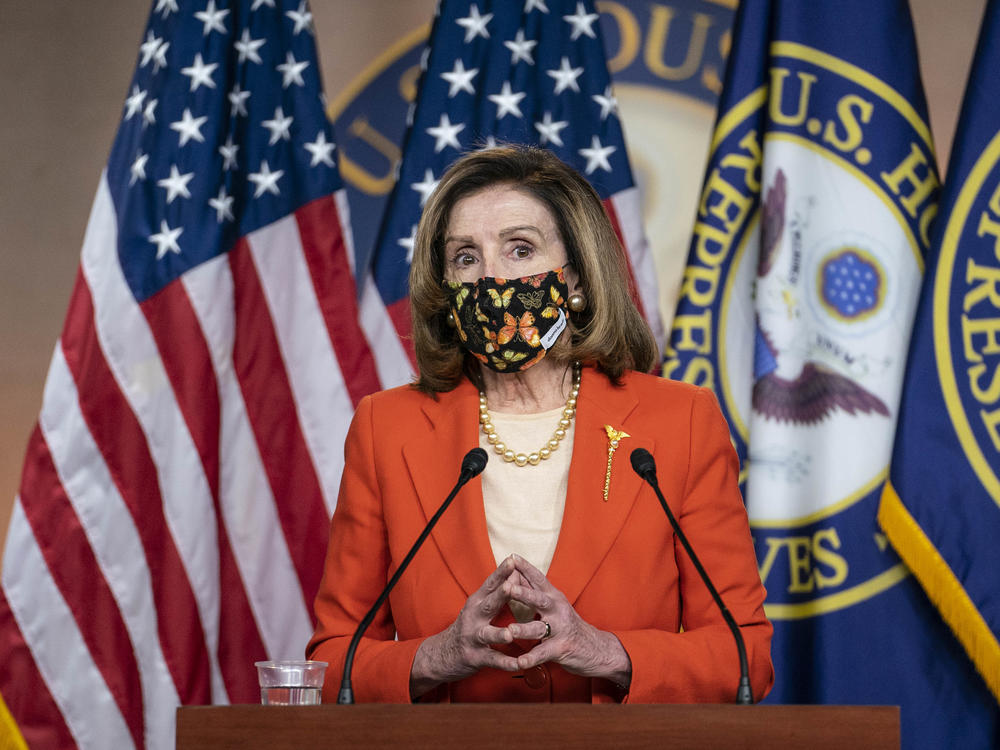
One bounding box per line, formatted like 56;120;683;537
673;42;937;618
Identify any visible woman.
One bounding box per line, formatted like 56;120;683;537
308;145;773;703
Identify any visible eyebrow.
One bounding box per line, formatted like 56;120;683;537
444;225;544;245
499;224;543;239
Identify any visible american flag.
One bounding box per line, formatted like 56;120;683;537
364;0;665;367
0;1;381;747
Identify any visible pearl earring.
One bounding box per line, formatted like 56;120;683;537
567;292;587;313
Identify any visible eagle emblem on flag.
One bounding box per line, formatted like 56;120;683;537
752;169;890;425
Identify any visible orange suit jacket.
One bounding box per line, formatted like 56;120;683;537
308;366;774;703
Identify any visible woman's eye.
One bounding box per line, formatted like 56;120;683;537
512;245;533;259
454;252;476;266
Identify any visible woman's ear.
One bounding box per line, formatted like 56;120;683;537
563;262;582;295
563;262;587;314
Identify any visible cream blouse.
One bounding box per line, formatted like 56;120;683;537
478;406;576;620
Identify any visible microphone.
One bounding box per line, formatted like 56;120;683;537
337;447;488;704
630;448;754;705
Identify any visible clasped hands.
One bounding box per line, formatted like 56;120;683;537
409;554;631;698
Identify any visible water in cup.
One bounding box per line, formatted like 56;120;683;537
261;685;321;705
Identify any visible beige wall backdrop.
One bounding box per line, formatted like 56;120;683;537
0;0;987;562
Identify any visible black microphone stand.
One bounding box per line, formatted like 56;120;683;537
337;448;488;704
631;448;754;705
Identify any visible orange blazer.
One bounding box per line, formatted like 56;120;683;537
308;367;774;703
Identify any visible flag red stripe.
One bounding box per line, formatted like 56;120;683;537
0;584;78;750
296;196;382;406
139;282;223;503
17;426;144;746
602;197;647;320
60;270;211;704
140;282;267;703
228;241;329;613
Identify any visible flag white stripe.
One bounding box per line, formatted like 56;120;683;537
335;189;360;278
2;502;137;750
610;186;666;353
39;345;180;748
336;187;401;394
181;256;314;660
248;216;352;515
360;274;414;389
80;175;226;702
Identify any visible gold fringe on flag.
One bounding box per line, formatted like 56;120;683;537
878;482;1000;704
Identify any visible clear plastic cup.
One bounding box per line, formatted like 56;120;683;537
254;660;328;705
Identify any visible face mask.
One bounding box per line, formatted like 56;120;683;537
444;267;570;372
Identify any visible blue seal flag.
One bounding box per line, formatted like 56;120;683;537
667;0;998;745
880;0;1000;721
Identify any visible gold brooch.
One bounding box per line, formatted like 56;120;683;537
603;425;630;501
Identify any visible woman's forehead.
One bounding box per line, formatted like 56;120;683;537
446;185;558;236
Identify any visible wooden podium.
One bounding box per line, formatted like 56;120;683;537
176;704;899;749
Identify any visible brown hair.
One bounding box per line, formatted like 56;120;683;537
410;145;657;392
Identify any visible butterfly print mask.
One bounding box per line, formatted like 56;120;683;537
444;267;570;372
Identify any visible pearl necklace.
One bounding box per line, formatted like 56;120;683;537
478;363;582;467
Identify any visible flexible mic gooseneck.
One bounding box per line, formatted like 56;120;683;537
337;447;488;704
630;448;754;705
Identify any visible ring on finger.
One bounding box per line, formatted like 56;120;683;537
541;620;552;639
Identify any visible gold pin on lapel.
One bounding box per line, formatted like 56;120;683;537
603;425;630;501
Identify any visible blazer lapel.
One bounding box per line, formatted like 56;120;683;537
401;380;498;599
546;369;655;606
